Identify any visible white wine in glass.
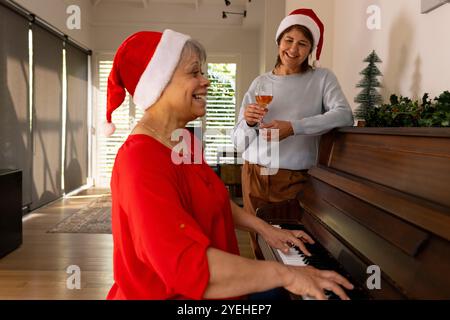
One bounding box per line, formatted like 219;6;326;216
255;80;273;123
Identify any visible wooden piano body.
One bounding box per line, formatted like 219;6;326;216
257;127;450;299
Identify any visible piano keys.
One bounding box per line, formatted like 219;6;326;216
260;224;370;300
256;127;450;299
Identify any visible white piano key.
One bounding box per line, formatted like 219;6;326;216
276;247;307;266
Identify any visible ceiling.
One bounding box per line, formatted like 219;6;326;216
91;0;250;8
89;0;263;29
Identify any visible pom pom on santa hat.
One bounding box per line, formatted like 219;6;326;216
102;29;190;137
275;8;324;68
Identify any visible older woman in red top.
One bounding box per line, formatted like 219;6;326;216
104;29;353;300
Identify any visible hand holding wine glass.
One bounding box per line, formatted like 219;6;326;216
255;80;273;124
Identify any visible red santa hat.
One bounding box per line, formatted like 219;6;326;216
103;29;190;137
275;8;324;68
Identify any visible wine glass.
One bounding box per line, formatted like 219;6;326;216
255;80;273;124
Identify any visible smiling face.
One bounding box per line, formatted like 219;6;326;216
161;46;210;123
276;26;314;74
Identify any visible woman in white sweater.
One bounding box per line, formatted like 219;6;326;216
231;9;354;241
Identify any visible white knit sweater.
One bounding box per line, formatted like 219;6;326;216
231;68;354;170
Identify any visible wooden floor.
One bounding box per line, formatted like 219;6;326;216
0;188;254;300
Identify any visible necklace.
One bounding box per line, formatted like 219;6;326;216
138;121;175;150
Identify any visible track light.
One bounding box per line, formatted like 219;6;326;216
222;10;247;19
224;0;251;7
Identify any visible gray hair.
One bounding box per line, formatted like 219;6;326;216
178;39;207;66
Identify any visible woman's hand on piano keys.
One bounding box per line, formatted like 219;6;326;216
260;224;315;256
283;265;354;300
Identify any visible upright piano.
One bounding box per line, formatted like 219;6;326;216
257;127;450;299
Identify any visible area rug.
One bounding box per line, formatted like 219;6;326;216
47;195;112;234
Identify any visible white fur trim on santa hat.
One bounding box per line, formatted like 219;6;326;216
275;15;321;49
102;121;116;137
133;29;191;111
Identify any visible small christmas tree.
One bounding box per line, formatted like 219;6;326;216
354;50;383;121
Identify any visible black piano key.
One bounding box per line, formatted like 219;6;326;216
325;290;340;300
280;223;306;231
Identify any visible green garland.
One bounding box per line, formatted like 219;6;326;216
364;91;450;127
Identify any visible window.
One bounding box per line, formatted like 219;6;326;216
95;60;143;187
94;60;238;186
204;63;237;165
0;4;90;209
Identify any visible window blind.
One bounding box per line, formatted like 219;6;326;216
0;4;32;207
96;60;138;187
31;25;63;210
64;43;88;193
205;63;237;165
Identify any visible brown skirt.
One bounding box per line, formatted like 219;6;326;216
241;161;308;215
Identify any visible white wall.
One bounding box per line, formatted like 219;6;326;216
13;0;92;48
333;0;450;108
285;0;450;109
259;0;286;73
